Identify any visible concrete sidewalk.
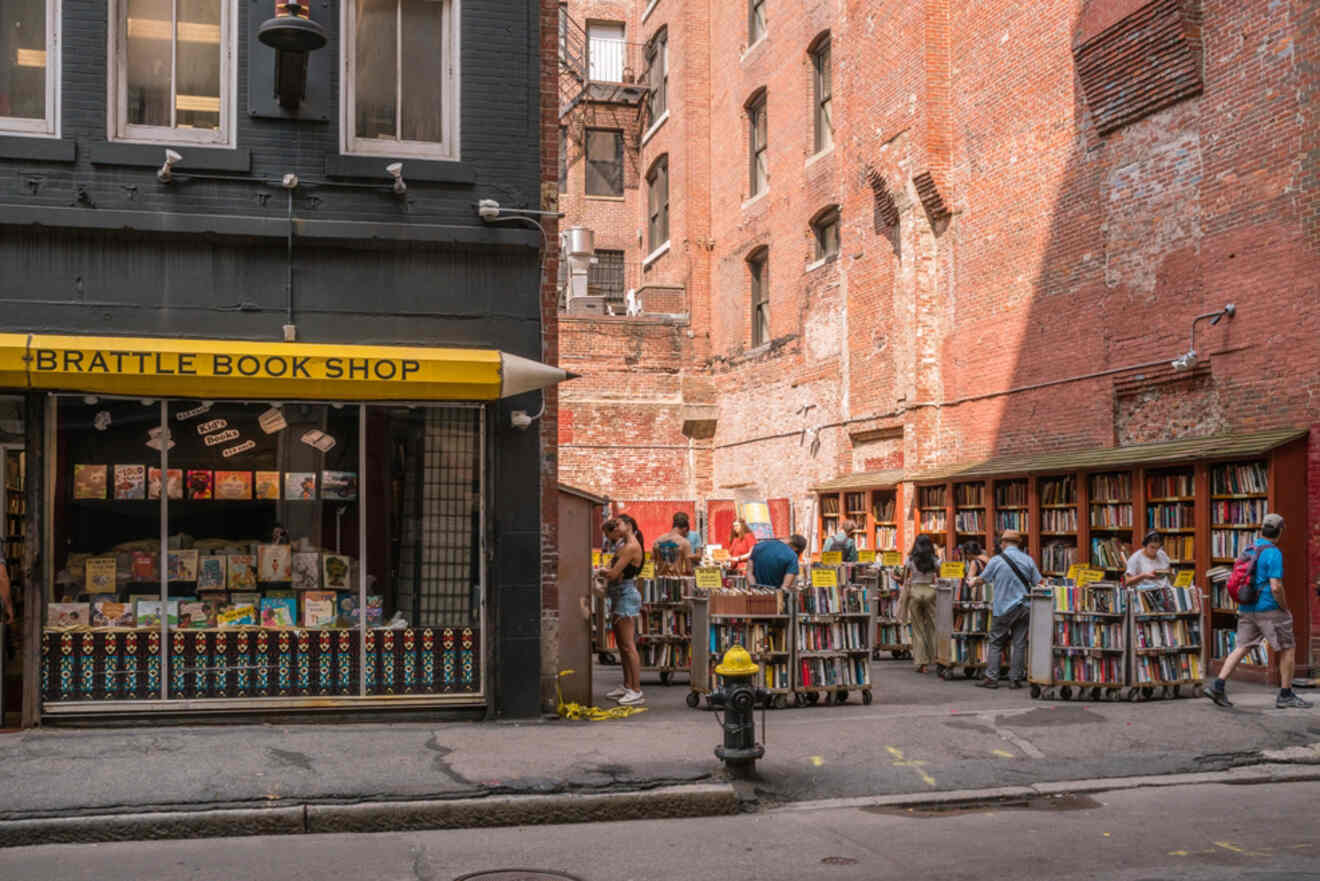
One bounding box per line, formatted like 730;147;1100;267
1;659;1315;846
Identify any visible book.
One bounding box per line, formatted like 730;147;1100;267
196;555;227;591
167;549;199;582
73;464;107;500
257;545;292;582
92;600;134;627
321;471;357;501
284;472;317;500
260;596;297;627
302;591;337;627
291;552;321;590
322;554;351;590
187;470;213;500
85;556;118;594
230;591;261;609
148;467;183;500
131;551;159;581
300;429;336;452
214;470;252;500
338;594;384;628
217;604;256;628
48;602;90;627
226;554;256;590
254;471;281;500
258;407;288;434
134;599;179;628
179;600;216;629
114;465;146;500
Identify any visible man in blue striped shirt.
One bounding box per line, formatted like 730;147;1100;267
972;529;1041;689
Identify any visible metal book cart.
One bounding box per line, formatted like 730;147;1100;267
590;595;617;664
636;575;694;686
689;591;793;709
871;566;912;660
791;568;875;706
1027;582;1128;701
1128;584;1205;700
935;577;1002;681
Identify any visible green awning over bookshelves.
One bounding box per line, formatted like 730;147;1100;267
810;470;904;493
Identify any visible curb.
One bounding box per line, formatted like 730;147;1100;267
0;784;738;849
770;762;1320;815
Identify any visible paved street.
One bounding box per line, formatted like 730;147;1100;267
3;780;1317;881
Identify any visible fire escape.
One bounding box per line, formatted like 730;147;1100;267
558;11;652;130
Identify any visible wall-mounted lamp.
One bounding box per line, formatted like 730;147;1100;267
1171;303;1236;372
157;149;182;182
386;162;406;195
257;1;327;110
282;173;299;189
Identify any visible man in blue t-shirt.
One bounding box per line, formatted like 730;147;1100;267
1207;513;1311;709
750;535;807;588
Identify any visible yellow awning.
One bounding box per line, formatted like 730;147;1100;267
0;334;573;401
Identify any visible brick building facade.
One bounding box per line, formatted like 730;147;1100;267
557;1;1319;670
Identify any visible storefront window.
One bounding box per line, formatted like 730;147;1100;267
43;398;483;707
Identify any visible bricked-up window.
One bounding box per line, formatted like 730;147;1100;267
343;0;459;160
749;247;770;346
747;90;767;198
585;128;624;197
645;27;668;126
558;126;568;193
0;0;59;137
647;154;669;252
811;36;832;154
748;0;766;45
811;205;840;262
110;0;234;145
589;249;627;306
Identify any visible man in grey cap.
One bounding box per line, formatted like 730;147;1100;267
972;529;1041;689
1207;513;1311;709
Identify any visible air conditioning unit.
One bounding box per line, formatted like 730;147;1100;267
568;296;609;316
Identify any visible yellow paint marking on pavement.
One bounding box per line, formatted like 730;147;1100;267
1215;842;1246;853
1168;851;1189;857
992;749;1014;758
886;746;936;787
809;756;824;767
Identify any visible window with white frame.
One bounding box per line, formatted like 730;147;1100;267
344;0;459;160
588;21;624;83
0;0;59;136
110;0;233;145
645;27;667;126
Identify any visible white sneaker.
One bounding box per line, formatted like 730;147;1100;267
617;689;645;706
605;686;628;699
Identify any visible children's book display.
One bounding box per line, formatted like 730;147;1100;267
635;575;694;685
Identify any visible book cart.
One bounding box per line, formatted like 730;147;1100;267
636;575;694;685
792;567;875;706
871;564;912;660
590;595;618;664
688;587;793;709
1129;584;1204;699
1027;581;1127;701
934;576;1000;680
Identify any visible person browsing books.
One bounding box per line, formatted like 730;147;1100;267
962;540;990;579
1124;531;1171;588
750;535;807;589
727;518;758;573
652;512;695;576
822;520;859;563
899;534;939;674
594;516;646;706
973;529;1042;689
1206;513;1310;709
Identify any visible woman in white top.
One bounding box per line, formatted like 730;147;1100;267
1124;531;1171;588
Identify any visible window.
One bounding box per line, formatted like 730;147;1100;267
110;0;234;145
343;0;459;160
589;249;627;308
811;206;840;262
747;0;765;45
588;21;625;83
558;125;567;193
645;28;667;125
0;0;59;136
647;155;669;253
585;128;623;197
811;36;832;153
749;248;769;346
747;90;767;198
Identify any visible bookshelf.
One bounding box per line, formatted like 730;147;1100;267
872;565;911;659
819;493;841;553
916;484;949;556
935;577;999;679
689;589;793;709
993;477;1029;541
3;446;23;589
1145;465;1196;579
1131;585;1204;696
1028;582;1126;700
636;575;693;685
1038;474;1079;577
792;571;875;705
872;488;900;552
844;491;869;551
1088;470;1134;576
953;481;987;558
1206;566;1268;670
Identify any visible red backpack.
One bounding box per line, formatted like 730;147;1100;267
1225;544;1263;606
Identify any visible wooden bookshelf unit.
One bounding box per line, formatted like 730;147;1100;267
812;472;904;560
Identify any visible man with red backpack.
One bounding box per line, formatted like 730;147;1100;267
1206;513;1311;709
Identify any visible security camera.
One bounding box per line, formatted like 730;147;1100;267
477;198;501;220
510;410;534;430
157;149;182;182
386;162;406;195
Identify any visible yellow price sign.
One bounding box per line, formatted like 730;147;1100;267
695;567;723;589
592;550;603;567
1077;568;1105;585
857;549;876;563
811;568;838;587
820;551;843;566
711;547;730;561
1173;570;1194;588
881;551;902;567
940;561;966;579
640;562;655;580
1065;563;1081;582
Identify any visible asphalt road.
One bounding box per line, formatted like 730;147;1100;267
2;780;1317;881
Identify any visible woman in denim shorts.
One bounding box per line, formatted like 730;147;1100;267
596;515;645;706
